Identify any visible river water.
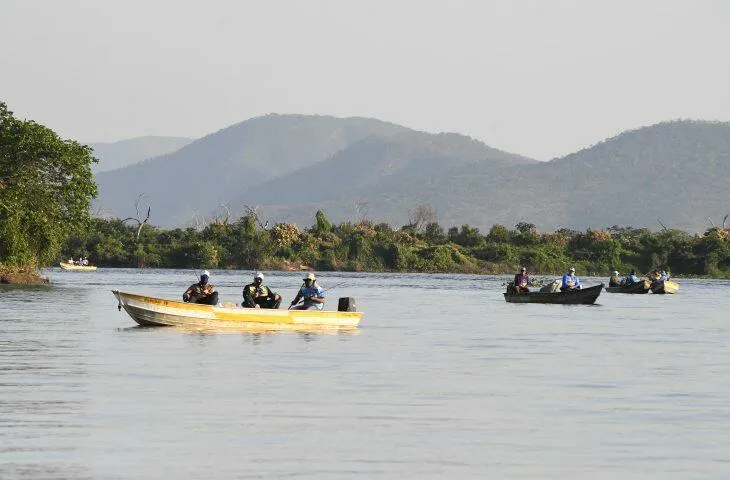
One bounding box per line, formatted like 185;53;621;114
1;269;728;479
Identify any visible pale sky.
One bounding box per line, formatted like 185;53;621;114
1;0;729;160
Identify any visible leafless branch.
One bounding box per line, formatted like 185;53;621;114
723;214;728;230
657;218;668;231
243;204;267;229
120;193;151;240
213;204;231;225
707;217;717;229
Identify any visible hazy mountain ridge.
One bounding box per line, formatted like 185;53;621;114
95;116;730;232
90;136;193;173
94;114;411;225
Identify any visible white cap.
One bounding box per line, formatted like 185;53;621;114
569;266;575;272
201;270;210;277
254;271;264;280
612;270;618;275
303;272;316;281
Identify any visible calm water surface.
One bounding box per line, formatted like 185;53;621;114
1;269;728;479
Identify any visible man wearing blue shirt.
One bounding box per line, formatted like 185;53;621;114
561;267;581;291
625;270;639;285
289;272;325;310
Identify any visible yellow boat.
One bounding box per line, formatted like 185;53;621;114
59;262;98;271
650;280;680;294
112;290;363;330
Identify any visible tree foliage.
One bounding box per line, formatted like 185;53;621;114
0;102;97;267
61;212;730;278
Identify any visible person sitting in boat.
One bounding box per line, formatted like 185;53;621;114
651;270;668;285
561;267;581;291
623;270;639;285
242;271;281;309
183;270;219;305
608;270;621;287
289;272;325;310
82;257;89;266
513;267;530;293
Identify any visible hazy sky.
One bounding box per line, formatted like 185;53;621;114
2;0;729;159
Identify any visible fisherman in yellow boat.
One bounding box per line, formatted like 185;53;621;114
242;271;281;309
289;272;325;310
183;270;219;305
608;270;621;287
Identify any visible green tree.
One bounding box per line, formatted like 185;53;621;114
0;102;97;267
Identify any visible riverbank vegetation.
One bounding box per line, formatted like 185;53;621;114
61;212;730;278
0;102;97;282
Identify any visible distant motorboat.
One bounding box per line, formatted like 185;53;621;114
605;280;651;294
503;284;604;304
59;262;97;271
650;280;680;294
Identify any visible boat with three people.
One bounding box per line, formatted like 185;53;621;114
59;262;97;271
113;290;362;330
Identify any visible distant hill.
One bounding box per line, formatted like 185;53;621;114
226;130;537;225
93;115;410;225
94;117;730;232
226;120;730;232
90;136;193;173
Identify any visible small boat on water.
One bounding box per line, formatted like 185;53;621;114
112;290;362;330
650;280;680;294
59;262;97;271
503;284;604;305
605;280;651;294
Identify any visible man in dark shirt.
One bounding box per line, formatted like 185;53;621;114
513;267;530;293
183;270;219;305
242;272;281;309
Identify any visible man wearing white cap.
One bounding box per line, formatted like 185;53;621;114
289;272;325;310
561;266;581;291
242;272;281;309
183;270;219;305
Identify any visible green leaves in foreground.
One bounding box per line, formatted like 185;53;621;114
0;102;97;267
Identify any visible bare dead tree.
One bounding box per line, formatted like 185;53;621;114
408;204;438;231
242;204;267;230
354;200;370;222
189;213;206;231
723;214;728;230
121;193;151;240
657;218;668;231
213;204;231;225
707;217;717;229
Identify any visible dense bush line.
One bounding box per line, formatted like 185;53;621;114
61;212;730;278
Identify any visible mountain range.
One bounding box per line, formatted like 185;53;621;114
90;136;193;173
93;116;730;233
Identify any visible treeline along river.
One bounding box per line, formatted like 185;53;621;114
62;214;730;277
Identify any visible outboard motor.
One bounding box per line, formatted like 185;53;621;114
337;297;356;312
